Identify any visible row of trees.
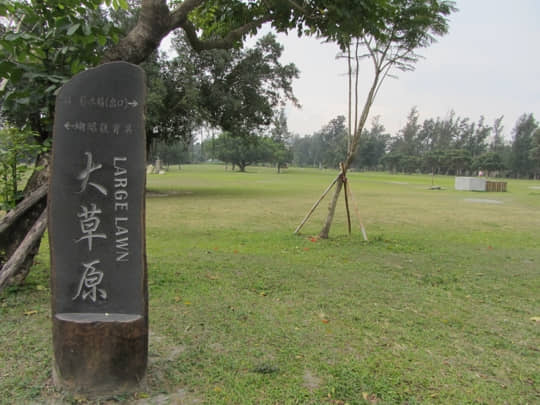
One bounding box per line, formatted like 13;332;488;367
290;109;540;179
150;109;292;173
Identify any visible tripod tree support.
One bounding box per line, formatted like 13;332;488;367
294;171;342;235
294;164;367;241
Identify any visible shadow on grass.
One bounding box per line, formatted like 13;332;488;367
146;186;282;200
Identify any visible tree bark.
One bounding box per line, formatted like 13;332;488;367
0;153;50;288
0;183;47;234
318;174;344;239
102;0;173;64
0;209;47;292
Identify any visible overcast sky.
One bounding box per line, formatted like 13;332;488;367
270;0;540;140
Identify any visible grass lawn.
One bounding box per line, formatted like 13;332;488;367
1;165;539;404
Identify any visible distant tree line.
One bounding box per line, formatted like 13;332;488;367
290;108;540;179
151;108;293;173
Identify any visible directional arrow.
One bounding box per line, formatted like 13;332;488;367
127;100;138;108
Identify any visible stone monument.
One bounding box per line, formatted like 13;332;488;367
48;62;147;394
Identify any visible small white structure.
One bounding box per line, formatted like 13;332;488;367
455;177;486;191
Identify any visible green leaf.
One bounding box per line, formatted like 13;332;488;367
4;33;19;41
32;48;47;59
113;0;129;10
20;33;36;41
66;23;80;36
70;59;82;74
44;84;57;93
48;75;66;83
0;61;16;74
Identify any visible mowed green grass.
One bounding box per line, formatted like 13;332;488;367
1;165;539;404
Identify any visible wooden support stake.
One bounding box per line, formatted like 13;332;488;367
0;208;47;291
294;172;342;235
0;183;48;235
346;181;368;241
341;164;352;235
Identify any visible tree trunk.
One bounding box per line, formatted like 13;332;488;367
0;209;47;291
318;175;344;239
3;167;9;206
12;152;18;206
0;152;50;288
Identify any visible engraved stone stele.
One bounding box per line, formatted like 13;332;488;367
48;62;147;395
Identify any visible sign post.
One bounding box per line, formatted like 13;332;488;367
49;62;147;394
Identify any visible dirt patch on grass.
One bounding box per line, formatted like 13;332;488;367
132;389;202;405
464;198;503;204
148;330;186;362
165;345;186;361
303;370;322;391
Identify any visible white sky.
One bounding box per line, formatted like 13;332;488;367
271;0;540;140
162;0;540;141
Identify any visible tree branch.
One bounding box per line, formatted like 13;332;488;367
180;16;272;52
103;0;272;63
373;63;392;100
282;0;307;14
102;0;173;63
170;0;207;27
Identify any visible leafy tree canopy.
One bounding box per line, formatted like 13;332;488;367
212;131;274;172
511;113;538;177
0;0;123;138
143;32;298;149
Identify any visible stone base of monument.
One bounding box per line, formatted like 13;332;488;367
52;313;147;395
